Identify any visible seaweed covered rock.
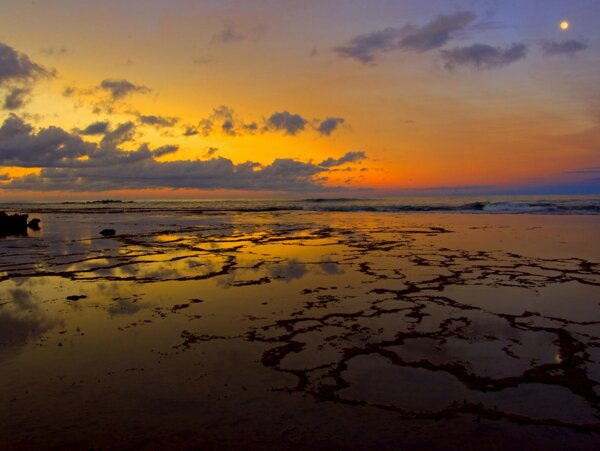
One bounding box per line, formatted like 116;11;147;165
100;228;116;237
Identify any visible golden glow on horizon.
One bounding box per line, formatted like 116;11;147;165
0;2;598;198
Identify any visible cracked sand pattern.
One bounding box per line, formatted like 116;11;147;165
0;211;599;448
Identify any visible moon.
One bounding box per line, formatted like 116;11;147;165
560;20;570;30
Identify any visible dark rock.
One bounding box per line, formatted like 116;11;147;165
66;295;87;301
0;211;29;237
100;228;116;237
27;218;41;230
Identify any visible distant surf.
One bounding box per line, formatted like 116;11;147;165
2;196;600;215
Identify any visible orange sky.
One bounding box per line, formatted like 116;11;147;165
0;0;599;198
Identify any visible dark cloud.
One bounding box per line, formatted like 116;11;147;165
101;121;136;148
0;116;366;193
441;43;527;70
210;22;267;45
196;105;259;137
564;167;600;175
334;11;476;64
265;111;307;135
204;146;219;157
0;114;94;167
80;121;110;135
0;42;52;85
62;86;76;97
138;114;179;128
0;42;53;110
334;27;402;64
99;78;150;100
212;22;245;44
198;118;213;136
195;107;345;138
151;144;179;158
40;46;70;56
542;40;588;57
319;151;366;168
3;87;30;110
399;11;476;52
183;125;199;137
6;158;320;192
317;117;345;136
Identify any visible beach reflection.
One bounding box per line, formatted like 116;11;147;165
0;211;599;448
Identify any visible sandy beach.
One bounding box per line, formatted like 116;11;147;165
0;207;598;449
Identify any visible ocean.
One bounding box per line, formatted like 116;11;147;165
2;194;600;215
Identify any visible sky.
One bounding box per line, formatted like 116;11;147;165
0;0;599;199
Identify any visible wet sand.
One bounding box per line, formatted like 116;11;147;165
0;211;599;450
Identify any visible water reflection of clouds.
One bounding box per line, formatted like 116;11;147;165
269;259;308;282
0;288;61;351
107;297;143;316
319;257;344;275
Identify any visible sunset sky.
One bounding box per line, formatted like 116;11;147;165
0;0;599;199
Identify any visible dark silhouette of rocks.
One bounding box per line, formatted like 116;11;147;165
100;229;116;237
27;218;41;230
66;295;87;301
0;212;42;237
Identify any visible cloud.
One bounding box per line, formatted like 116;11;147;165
0;42;52;85
317;117;345;136
441;43;527;70
137;114;179;128
204;146;218;157
0;114;94;167
212;22;245;44
210;22;267;45
195;105;259;137
40;46;70;56
80;121;110;135
564;167;600;175
194;106;345;138
6;158;324;192
151;144;179;158
0;42;53;110
99;78;151;100
0;116;366;193
183;125;199;136
101;121;136;148
542;40;588;57
334;27;402;64
265;111;307;135
334;11;476;64
3;87;30;110
319;151;366;168
399;11;476;52
197;118;213;136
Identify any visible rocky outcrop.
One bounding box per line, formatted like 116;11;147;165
0;212;42;237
